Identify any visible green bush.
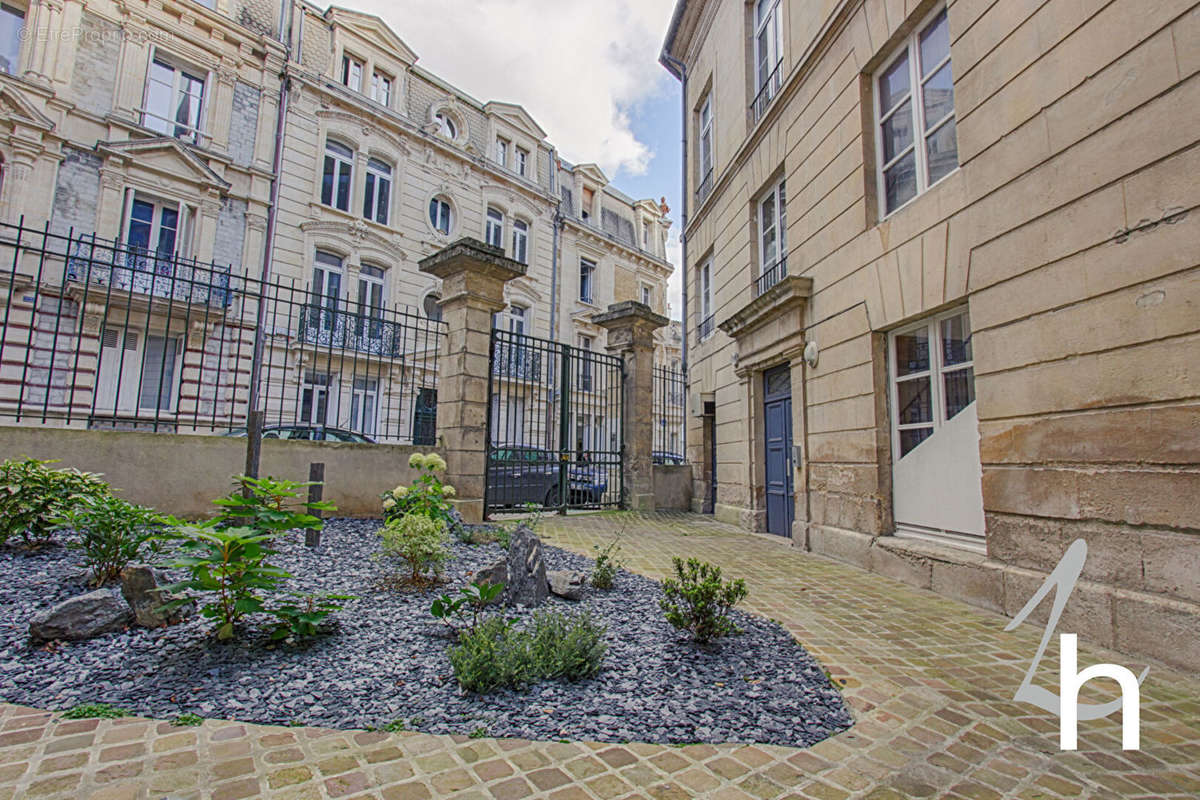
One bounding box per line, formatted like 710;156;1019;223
659;557;748;643
213;475;334;534
449;610;607;693
0;458;109;547
62;702;128;719
431;580;505;633
381;452;455;524
379;513;450;585
171;713;204;727
57;494;163;586
269;591;352;640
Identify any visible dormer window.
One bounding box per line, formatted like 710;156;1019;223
341;54;363;92
581;186;594;221
371;71;392;106
435;112;457;139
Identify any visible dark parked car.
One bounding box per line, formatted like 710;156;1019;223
487;446;609;508
221;424;375;443
652;451;685;465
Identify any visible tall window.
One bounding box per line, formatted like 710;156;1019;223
579;258;595;303
876;6;957;217
341;54;363;91
356;264;385;339
0;3;24;75
311;251;342;332
350;378;378;436
495;138;508;167
363;158;392;225
301;371;331;425
321;140;353;212
429;196;453;234
581;186;594;221
697;94;713;197
515;147;528;177
371;71;392;106
512;218;529;264
126;196;180;260
698;259;713;340
757;179;787;293
752;0;783;119
138;335;180;411
577;334;593;391
890;308;974;458
485;206;504;248
144;55;206;141
494;304;527;334
641;285;653;306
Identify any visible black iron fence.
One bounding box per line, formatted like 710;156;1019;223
0;218;444;443
485;328;624;514
652;363;686;464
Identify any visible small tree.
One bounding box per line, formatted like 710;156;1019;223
659;557;748;643
56;494;164;585
379;513;451;585
382;453;455;524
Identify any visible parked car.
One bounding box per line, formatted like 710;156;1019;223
652;451;685;465
221;424;375;443
486;446;609;508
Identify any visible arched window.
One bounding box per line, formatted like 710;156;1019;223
485;206;504;249
321;140;354;212
310;250;343;332
356;263;386;339
434;112;457;139
512;218;529;264
423;292;443;322
429;196;453;235
363;158;392;225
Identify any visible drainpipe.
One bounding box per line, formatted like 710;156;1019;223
244;0;295;479
662;53;688;451
548;147;559;342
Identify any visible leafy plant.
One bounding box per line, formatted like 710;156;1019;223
160;525;291;640
430;580;505;633
590;537;624;590
213;475;334;535
381;718;409;733
659;558;748;643
171;713;204;727
0;458;110;547
378;513;450;586
448;610;607;693
468;726;489;739
56;494;163;586
61;702;128;719
269;591;353;640
382;452;455;524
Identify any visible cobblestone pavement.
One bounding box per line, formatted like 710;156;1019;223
1;511;1197;799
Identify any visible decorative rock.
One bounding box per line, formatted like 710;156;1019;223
120;564;188;627
474;558;508;603
505;524;548;606
547;570;587;600
29;590;131;641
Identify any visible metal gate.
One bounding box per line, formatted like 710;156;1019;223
485;329;624;515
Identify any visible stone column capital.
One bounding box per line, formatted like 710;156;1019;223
591;301;669;355
419;238;527;315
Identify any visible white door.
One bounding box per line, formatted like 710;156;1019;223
889;308;986;551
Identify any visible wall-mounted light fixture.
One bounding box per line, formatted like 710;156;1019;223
804;340;819;369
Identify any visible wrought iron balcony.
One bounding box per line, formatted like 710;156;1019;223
492;340;543;381
698;313;716;341
755;256;788;297
298;306;409;357
751;62;784;124
66;236;232;307
696;169;714;206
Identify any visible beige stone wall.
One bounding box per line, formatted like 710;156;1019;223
672;0;1200;660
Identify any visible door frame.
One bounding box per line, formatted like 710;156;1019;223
762;364;794;536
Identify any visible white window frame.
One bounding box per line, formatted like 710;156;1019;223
321;139;354;212
641;284;653;306
515;147;528;177
511;218;529;264
350;377;378;437
341;53;363;92
96;328;182;414
485;206;505;249
0;2;26;76
301;371;333;426
757;178;786;285
495;137;508;167
699;259;713;340
434;112;457;139
370;70;392;106
142;49;208;143
311;250;343;333
753;0;783;103
874;5;958;219
579;258;596;304
356;263;386;340
429;195;454;235
124;192;189;260
888;306;974;461
363;157;392;225
698;94;713;184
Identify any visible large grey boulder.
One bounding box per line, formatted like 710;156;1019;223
546;570;587;601
120;564;188;627
29;590;131;641
505;524;548;606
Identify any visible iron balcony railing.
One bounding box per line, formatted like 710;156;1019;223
299;305;421;358
755;256;788;297
65;234;232;307
696;169;714;206
698;313;716;341
492;339;543;381
751;61;784;124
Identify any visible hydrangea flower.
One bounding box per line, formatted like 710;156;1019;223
425;453;447;472
442;485;457;498
408;453;426;469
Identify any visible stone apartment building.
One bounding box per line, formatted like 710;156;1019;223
0;0;675;443
662;0;1199;669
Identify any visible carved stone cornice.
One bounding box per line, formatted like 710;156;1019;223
718;274;813;343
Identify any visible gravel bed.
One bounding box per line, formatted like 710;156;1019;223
0;519;852;746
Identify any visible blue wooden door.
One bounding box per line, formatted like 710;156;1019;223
764;366;794;536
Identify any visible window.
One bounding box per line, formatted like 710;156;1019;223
126;196;182;259
144;54;206;141
350;378;378;436
642;221;651;250
422;292;442;321
363;158;392;225
429;196;453;234
321;140;353;212
341;54;363;92
95;328;181;414
890;308;974;458
697;94;713;199
434;112;457;139
581;186;594;221
495;138;508;167
641;285;652;306
371;71;392;106
752;0;783;119
698;259;714;340
577;334;593;391
356;264;385;339
515;147;528;177
512;218;529;264
0;3;24;75
579;258;595;303
138;335;180;411
876;6;957;217
493;304;527;335
485;206;504;249
756;178;787;294
301;371;331;425
311;251;342;332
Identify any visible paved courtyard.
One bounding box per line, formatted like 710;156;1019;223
1;512;1197;799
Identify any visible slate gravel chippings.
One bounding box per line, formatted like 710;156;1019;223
0;519;852;747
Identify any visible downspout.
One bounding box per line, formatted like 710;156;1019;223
662;53;688;448
548;147;559;342
244;0;295;479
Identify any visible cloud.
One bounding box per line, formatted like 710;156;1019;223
351;0;679;177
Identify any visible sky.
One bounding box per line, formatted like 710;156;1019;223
351;0;685;319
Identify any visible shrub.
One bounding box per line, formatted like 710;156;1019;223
269;591;352;640
213;475;333;535
659;557;748;643
448;610;607;693
382;452;454;524
590;538;623;589
171;713;204;727
379;514;450;585
62;702;128;719
0;458;109;547
57;494;163;586
430;580;504;633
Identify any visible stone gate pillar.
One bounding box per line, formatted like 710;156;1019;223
594;301;668;512
419;239;526;522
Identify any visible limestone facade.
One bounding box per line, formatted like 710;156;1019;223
662;0;1200;667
